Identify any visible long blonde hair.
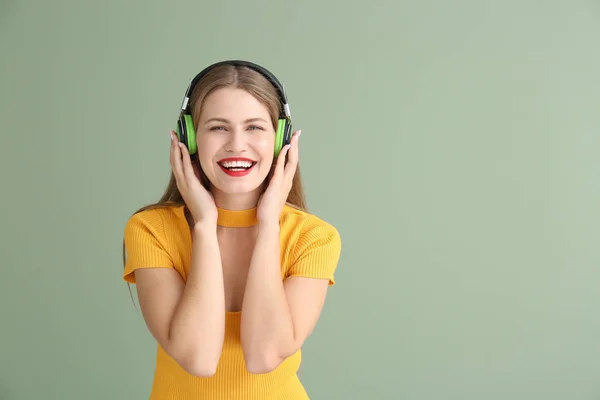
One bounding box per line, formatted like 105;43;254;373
122;63;306;294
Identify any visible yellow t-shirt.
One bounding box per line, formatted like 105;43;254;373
123;203;341;399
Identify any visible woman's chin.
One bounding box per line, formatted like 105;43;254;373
205;165;271;199
210;179;264;197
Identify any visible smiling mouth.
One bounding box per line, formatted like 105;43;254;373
218;160;256;171
217;158;257;177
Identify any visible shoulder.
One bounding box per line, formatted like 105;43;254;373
122;204;188;283
280;204;341;254
280;204;342;284
282;202;339;230
123;204;187;243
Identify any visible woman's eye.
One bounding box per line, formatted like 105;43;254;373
208;125;264;131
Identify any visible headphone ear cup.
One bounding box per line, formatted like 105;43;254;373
182;114;198;155
176;117;186;145
274;119;285;157
274;118;292;157
283;120;292;148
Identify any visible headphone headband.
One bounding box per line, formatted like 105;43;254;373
180;60;291;120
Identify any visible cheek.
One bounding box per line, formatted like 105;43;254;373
195;139;218;169
253;136;274;155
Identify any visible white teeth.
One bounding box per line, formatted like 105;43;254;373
220;160;253;168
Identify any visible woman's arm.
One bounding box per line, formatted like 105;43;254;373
240;220;330;374
135;221;226;377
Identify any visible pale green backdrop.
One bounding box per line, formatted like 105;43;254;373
1;0;599;399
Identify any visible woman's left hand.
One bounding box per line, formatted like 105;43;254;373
257;130;301;225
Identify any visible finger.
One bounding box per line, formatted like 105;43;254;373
273;144;291;180
284;130;300;180
179;143;196;184
172;136;184;181
169;131;175;168
192;162;202;182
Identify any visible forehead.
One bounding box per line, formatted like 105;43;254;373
200;87;270;119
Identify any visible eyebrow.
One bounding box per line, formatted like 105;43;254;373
204;117;268;125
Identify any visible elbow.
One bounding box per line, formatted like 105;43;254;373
181;357;219;378
245;355;282;375
186;364;218;378
241;336;298;374
244;345;295;374
164;326;224;378
174;349;220;378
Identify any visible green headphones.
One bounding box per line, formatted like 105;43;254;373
175;60;292;159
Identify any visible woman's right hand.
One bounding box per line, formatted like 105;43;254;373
170;130;218;226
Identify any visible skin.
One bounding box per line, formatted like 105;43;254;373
133;87;330;377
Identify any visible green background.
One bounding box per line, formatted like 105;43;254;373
1;0;599;399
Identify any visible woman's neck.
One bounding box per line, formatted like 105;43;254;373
210;186;261;211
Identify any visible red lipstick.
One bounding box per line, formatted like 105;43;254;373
217;157;256;177
217;157;255;163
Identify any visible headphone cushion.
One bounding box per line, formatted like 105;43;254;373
183;114;197;154
283;120;292;147
274;119;286;157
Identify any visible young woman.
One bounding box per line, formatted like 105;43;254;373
122;60;342;399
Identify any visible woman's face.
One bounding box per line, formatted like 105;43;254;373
195;87;275;199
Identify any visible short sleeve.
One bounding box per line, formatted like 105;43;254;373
286;217;342;286
122;210;174;284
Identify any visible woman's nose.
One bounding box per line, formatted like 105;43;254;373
224;129;248;152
